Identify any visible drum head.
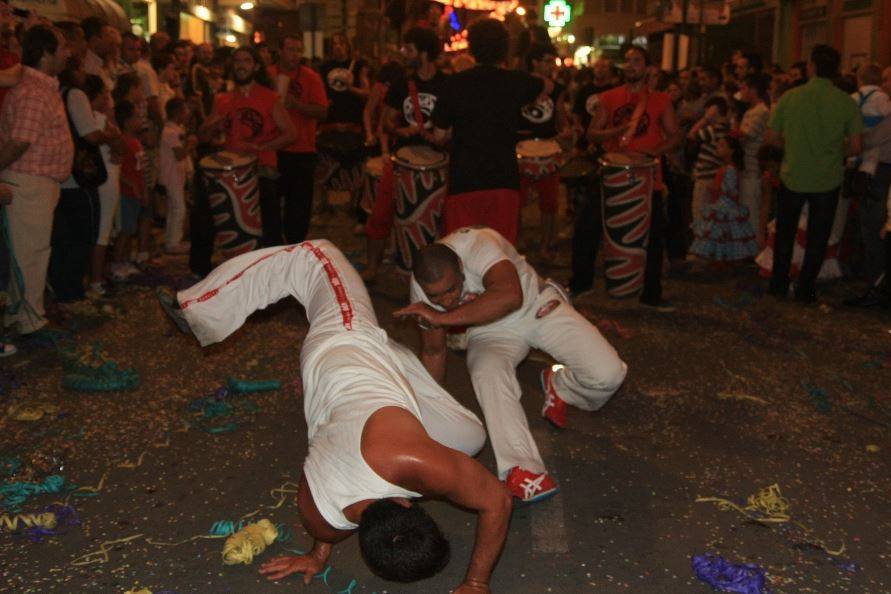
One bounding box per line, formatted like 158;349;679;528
516;138;561;159
200;151;257;171
599;151;658;168
365;156;385;178
393;145;448;170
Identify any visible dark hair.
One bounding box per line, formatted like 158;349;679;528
114;100;137;128
233;45;272;88
704;95;729;116
468;18;508;66
720;135;744;171
414;243;461;285
757;143;783;164
279;34;303;50
21;25;59;68
83;74;106;102
700;65;722;82
358;500;450;583
810;44;840;79
404;26;441;61
173;39;192;50
121;32;140;44
80;16;107;42
624;44;651;66
741;52;762;73
55;21;83;43
525;42;556;71
151;52;175;73
112;72;140;104
165;97;187;120
742;73;769;103
376;60;405;87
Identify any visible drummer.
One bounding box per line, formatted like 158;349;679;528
571;45;681;310
363;27;449;282
517;42;569;258
394;226;627;503
199;46;296;247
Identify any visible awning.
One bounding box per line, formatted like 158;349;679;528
10;0;130;31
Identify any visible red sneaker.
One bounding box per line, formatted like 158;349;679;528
540;367;567;429
505;467;560;504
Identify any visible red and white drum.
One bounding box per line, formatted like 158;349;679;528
392;145;449;272
599;152;658;298
516;138;562;181
360;155;385;215
199;151;262;259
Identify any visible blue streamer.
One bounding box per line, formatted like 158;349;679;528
692;553;770;594
0;475;67;511
227;378;282;393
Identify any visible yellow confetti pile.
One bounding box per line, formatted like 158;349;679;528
5;403;59;422
0;512;57;531
222;518;278;565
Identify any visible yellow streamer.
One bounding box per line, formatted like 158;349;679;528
696;483;845;556
0;512;57;531
124;589;152;594
5;403;59;422
145;534;225;547
118;452;148;469
71;534;144;566
222;519;278;565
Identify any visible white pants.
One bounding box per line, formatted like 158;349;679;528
164;180;186;248
691;178;712;226
2;171;59;334
178;244;486;455
466;285;627;478
96;162;120;247
740;172;762;245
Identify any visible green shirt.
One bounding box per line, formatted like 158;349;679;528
769;77;863;193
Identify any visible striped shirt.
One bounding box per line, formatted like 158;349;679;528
693;122;729;180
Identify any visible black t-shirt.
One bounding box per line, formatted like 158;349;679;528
432;65;544;195
320;58;366;125
518;81;565;140
385;70;449;148
573;82;617;130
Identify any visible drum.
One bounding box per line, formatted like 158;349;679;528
199;151;262;259
599;152;658;298
516;138;563;181
360;155;385;215
391;145;449;272
316;129;364;192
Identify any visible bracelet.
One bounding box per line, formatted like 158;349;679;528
465;578;489;588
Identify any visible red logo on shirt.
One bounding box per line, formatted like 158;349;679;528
225;107;265;140
612;103;650;138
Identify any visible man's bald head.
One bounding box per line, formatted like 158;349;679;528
414;244;460;285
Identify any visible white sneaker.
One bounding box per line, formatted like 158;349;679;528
110;263;140;281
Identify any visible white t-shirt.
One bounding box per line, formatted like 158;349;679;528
134;59;160;99
740;102;769;177
159;121;186;187
61;88;101;190
409;227;542;328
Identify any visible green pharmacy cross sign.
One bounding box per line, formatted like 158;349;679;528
544;0;572;27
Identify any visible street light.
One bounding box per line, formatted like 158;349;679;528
567;34;575;43
240;1;254;9
516;6;526;16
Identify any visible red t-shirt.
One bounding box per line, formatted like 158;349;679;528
213;83;281;167
120;135;145;198
280;65;329;154
597;86;671;154
0;50;21;112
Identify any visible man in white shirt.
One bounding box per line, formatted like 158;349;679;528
395;227;628;503
121;32;161;128
81;17;116;96
158;240;511;594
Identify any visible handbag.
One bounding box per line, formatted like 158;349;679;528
63;87;107;188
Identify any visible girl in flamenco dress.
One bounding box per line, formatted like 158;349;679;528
689;134;759;264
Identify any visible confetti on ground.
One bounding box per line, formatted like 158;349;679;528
691;553;770;594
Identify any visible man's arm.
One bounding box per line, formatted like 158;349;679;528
847;132;863;157
394;261;524;329
587;97;624;144
0;139;29;172
366;408;512;592
256;98;297;152
648;100;682;156
419;326;447;384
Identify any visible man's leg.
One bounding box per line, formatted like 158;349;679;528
466;330;540;479
860;163;890;284
387;339;486;457
796;188;840;301
3;173;59;333
569;176;602;294
188;169;215;277
770;184;805;296
258;176;283;247
280;152;317;244
640;190;666;304
528;291;628;412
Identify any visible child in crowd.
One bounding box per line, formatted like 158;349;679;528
851;63;891;177
159;98;194;254
111;100;147;280
688;96;731;227
689;135;758;263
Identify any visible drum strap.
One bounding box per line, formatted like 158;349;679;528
408;80;425;130
623;86;650;143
